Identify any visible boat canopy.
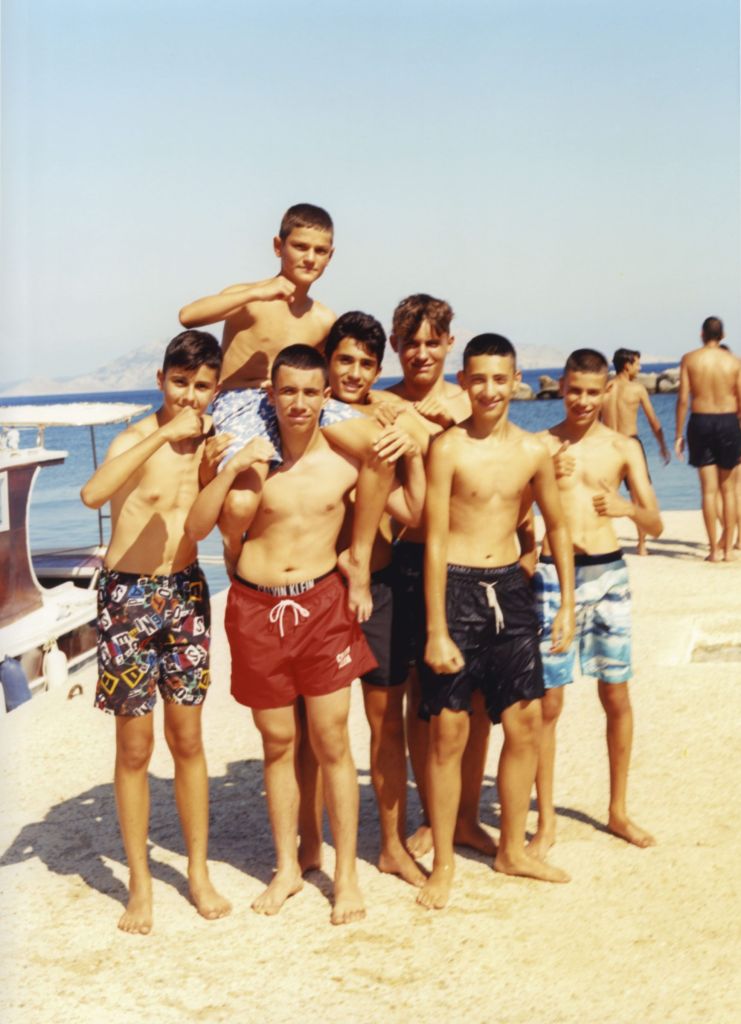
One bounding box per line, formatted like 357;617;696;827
0;402;150;428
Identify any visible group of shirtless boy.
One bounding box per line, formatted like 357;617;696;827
81;202;736;937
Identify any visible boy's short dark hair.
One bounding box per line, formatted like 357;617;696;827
463;333;517;367
702;316;724;342
271;343;329;385
325;311;386;366
279;204;334;241
564;349;609;375
162;330;222;374
391;294;453;343
613;348;640;373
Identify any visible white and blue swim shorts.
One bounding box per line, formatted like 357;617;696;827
533;551;632;688
212;387;363;466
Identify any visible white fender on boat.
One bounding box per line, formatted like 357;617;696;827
43;642;69;689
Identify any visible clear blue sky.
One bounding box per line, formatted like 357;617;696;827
1;0;739;384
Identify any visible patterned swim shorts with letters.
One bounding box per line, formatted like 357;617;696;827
95;562;211;716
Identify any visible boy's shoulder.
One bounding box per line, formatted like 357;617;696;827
108;412;158;454
429;421;467;454
536;423;567;452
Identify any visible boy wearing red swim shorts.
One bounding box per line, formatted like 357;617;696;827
187;343;377;925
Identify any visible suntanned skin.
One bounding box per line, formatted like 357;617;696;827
303;336;427;888
187;364;367;925
80;363;232;935
179;224;391;619
179;227;336;390
603;356;670;555
383;319;500;861
418;352;574;910
674;327;741;561
529;367;662;862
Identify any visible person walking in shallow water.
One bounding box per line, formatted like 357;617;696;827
675;317;741;562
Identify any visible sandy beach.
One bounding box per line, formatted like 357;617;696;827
2;509;740;1024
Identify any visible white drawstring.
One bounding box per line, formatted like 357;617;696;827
269;599;310;638
479;580;504;633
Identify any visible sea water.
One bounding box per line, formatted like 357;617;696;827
1;364;697;594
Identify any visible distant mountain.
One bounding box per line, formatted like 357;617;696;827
0;336;568;397
0;341;165;397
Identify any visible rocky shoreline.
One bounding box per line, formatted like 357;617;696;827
524;366;680;400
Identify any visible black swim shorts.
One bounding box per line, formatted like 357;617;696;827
360;565;403;687
420;562;544;725
687;412;741;470
388;541;426;684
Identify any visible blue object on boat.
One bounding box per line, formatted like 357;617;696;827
1;657;32;712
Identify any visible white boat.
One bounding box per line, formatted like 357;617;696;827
0;401;150;701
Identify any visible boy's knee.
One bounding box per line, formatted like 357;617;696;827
311;724;350;765
541;687;564;725
598;681;631;714
165;726;203;761
431;712;469;759
117;735;154;772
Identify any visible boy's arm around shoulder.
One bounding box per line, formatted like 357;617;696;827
184;436;275;541
179;276;297;328
370;424;425;526
423;430;464;674
529;435;575;652
80;408;204;510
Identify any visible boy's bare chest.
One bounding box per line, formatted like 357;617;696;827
239;307;327;353
454;446;533;503
133;447;200;509
259;459;353;522
558;440;624;493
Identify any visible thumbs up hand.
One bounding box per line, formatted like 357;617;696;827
553;439;575;479
592;477;631;518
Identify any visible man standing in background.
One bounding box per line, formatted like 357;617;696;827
675;317;741;562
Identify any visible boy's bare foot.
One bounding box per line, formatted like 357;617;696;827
527;821;557;861
706;551;723;563
416;862;454;910
723;549;739;562
407;823;433;857
188;872;232;920
378;845;426;887
608;814;656;848
118;877;153;935
251;868;303;916
454;819;497;856
637;542;648;556
337;549;372;622
494;849;570;883
331;876;366;925
298;839;323;875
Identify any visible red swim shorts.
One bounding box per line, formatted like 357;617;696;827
225;571;378;709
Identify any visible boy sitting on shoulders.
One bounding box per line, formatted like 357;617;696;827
179;203;391;617
186;345;377;925
530;348;662;858
80;330;232;935
419;333;575;910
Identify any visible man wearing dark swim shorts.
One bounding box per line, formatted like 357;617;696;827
675;316;741;561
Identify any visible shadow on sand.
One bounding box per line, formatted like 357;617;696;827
0;762;604;909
